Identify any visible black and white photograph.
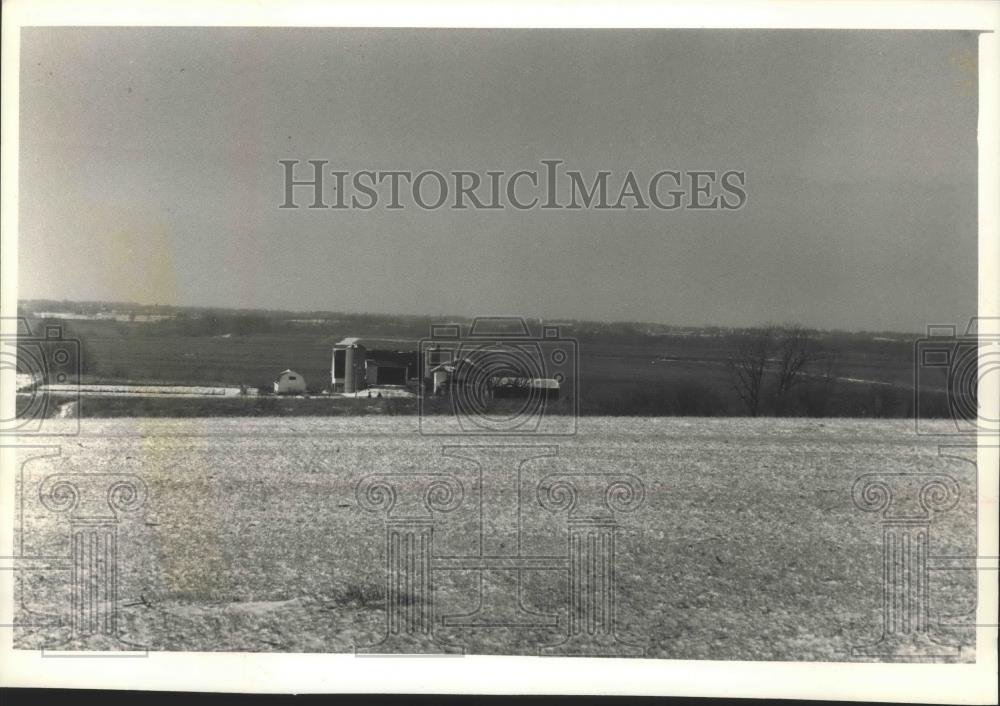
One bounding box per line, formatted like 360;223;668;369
1;0;997;701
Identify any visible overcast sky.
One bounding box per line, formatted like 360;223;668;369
19;28;978;332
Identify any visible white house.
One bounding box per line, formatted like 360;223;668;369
273;369;307;394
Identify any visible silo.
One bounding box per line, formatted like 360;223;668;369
344;345;358;393
333;337;366;393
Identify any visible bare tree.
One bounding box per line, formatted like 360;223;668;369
774;325;813;396
817;347;839;387
731;326;775;416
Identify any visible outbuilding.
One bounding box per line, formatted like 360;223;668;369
365;350;418;386
273;369;307;395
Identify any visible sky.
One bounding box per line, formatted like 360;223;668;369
18;28;979;332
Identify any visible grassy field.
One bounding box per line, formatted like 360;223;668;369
13;417;977;660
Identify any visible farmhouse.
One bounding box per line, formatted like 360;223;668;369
273;369;306;394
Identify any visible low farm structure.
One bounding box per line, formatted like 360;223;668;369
426;356;560;399
273;369;307;394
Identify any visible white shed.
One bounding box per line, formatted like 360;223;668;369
273;369;307;394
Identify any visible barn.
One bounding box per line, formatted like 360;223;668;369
332;337;419;392
273;369;307;394
365;350;416;386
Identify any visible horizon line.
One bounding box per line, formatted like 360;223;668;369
16;296;937;338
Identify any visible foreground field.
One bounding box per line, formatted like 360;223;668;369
13;418;977;660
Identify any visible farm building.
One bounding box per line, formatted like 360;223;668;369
427;357;480;395
425;357;560;400
273;369;307;394
331;337;419;392
491;376;560;400
365;350;419;386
